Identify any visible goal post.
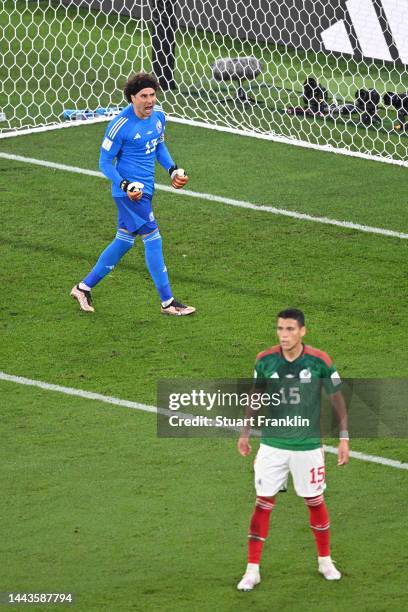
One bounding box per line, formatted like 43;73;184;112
2;0;408;166
151;0;177;90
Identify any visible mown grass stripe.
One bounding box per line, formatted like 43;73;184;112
1;371;407;471
1;151;408;239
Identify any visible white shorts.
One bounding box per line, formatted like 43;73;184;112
254;443;326;498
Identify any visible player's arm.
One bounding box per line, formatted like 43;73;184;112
99;128;142;201
238;363;265;456
323;361;349;466
321;355;350;466
99;134;123;186
155;125;189;189
329;390;350;466
237;392;257;456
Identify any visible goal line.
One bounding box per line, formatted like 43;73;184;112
2;116;408;170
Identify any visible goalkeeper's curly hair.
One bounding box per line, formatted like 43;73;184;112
124;72;160;102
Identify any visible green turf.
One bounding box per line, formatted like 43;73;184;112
3;120;408;233
1;119;407;611
1;384;407;612
1;123;408;383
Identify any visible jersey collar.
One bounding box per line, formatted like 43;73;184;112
280;343;305;363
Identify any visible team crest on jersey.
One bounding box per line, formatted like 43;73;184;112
156;119;162;133
299;368;312;382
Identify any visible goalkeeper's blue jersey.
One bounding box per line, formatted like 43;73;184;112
99;103;174;197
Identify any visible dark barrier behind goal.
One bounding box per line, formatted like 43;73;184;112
59;0;403;65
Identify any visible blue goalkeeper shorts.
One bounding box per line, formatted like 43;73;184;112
114;194;158;235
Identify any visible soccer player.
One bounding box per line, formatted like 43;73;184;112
237;308;349;591
71;72;195;316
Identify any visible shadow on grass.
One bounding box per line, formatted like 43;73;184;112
0;235;274;299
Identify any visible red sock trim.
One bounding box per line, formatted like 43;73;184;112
305;496;330;557
248;496;275;564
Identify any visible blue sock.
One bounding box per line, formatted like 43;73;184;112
82;230;135;288
143;230;172;302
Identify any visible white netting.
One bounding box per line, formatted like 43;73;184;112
2;0;408;164
0;0;147;129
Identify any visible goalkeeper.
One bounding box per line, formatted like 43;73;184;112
71;72;195;316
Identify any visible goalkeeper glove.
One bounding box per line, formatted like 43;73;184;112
120;179;144;202
169;165;189;189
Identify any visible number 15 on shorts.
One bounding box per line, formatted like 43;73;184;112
310;466;325;484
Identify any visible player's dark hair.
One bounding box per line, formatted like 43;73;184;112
124;72;159;102
277;308;305;327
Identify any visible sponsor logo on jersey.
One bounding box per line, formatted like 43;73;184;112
331;371;342;386
102;137;113;151
147;130;153;135
134;132;141;139
149;212;155;222
269;372;279;379
285;373;295;378
156;119;162;133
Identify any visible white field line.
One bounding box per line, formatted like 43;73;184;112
2;114;408;170
1;371;407;471
0;116;109;139
1;152;408;240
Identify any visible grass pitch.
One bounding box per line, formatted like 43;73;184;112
1;122;408;611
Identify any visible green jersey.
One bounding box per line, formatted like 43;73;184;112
254;344;341;451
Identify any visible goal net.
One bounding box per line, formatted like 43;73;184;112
2;0;408;165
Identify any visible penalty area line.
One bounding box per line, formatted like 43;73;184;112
0;151;407;240
1;371;407;471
